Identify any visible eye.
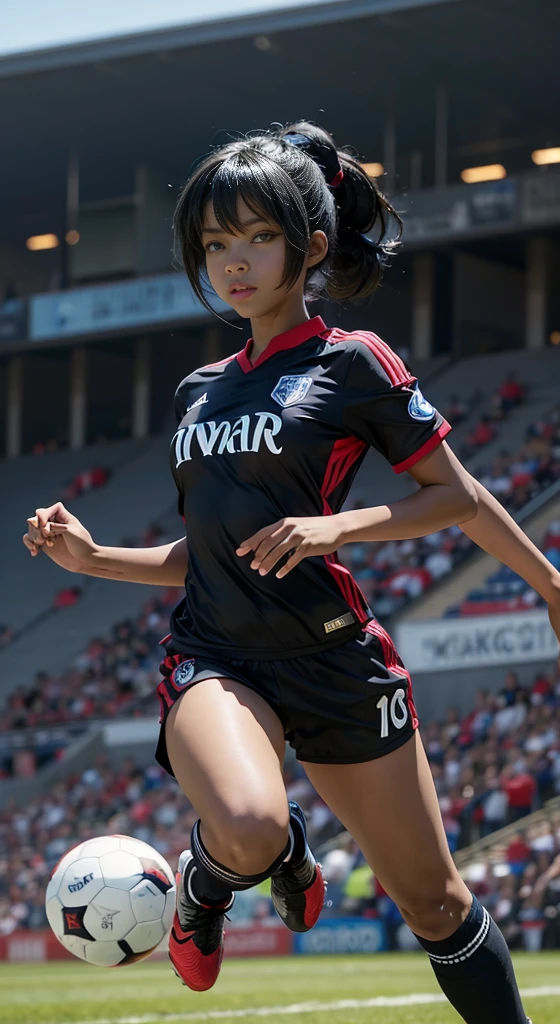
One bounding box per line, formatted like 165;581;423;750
252;232;276;243
205;241;223;253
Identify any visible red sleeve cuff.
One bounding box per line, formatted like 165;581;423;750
392;420;452;474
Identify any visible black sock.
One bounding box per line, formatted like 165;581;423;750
189;819;290;906
279;802;315;887
414;894;527;1023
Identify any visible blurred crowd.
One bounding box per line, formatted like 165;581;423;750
426;662;560;852
475;404;560;514
342;522;472;618
463;819;560;953
61;464;110;502
459;371;527;459
0;591;181;777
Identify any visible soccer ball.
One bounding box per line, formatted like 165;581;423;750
45;834;176;966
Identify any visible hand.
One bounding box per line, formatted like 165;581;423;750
23;502;98;574
236;516;345;579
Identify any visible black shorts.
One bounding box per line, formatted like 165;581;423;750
155;621;418;775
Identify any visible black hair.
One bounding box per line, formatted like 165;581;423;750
173;120;402;315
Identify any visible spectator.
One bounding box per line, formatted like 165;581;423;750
503;765;537;823
444;393;468;426
479;766;508;836
497;371;525;414
61;464;110;502
466;416;496;450
53;586;82;610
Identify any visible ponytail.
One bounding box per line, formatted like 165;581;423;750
279;121;402;302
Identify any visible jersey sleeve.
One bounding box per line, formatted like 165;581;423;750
341;339;451;473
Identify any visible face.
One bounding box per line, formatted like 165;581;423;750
201;196;327;319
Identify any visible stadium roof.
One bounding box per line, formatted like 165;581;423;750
2;0;559;234
0;0;458;75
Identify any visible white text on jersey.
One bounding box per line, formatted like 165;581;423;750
173;412;283;466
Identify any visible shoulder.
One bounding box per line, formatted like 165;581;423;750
174;352;238;400
320;327;414;389
174;352;239;420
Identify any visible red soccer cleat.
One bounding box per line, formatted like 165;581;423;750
168;851;234;992
270;802;326;933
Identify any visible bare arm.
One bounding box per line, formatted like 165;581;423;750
458;474;560;606
333;441;479;544
86;538;188;586
24;504;188;587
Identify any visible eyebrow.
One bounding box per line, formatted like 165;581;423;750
201;216;270;235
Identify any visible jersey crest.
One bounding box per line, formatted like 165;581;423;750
271;375;313;408
172;660;196;687
407;384;435;422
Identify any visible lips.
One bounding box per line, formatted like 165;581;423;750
229;283;257;297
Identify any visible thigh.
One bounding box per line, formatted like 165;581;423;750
303;731;471;935
166;676;288;829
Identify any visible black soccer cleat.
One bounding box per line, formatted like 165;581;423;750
270;801;326;933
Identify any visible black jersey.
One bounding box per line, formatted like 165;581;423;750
169;315;450;660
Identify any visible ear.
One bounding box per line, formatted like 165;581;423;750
306;230;329;269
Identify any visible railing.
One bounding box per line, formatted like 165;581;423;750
453;795;560;870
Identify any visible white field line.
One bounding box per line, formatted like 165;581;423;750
60;985;560;1024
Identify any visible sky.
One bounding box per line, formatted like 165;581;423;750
0;0;333;56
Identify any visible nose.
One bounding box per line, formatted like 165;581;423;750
225;254;249;275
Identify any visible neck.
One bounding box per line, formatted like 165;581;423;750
248;297;310;363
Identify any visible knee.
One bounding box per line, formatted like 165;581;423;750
397;879;471;942
204;806;289;876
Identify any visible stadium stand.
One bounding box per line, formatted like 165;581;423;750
0;589;181;777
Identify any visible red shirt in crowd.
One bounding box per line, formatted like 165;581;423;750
504;772;536;809
499;380;524;403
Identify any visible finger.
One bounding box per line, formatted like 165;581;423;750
47;523;68;534
236;521;285;556
276;546;306;579
257;535;300;576
23;534;40;556
35;502;72;531
251;525;293;570
26;521;46;546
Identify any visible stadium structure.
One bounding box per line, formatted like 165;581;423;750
0;0;560;984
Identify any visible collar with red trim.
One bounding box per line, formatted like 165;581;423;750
236;315;327;373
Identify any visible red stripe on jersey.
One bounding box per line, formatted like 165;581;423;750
322;436;367;500
364;621;419;729
392;420;452;474
320;438;371;624
203;353;238;370
322;328;413;387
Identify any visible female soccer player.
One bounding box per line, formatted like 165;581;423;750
25;122;558;1022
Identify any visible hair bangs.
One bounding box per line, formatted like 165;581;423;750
211;152;310;293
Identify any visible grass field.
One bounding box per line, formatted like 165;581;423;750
1;952;559;1024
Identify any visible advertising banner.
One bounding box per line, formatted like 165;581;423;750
402;179;518;243
225;924;293;958
0;297;28;346
0;925;293;963
293;917;387;955
29;273;229;342
396;610;558;674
